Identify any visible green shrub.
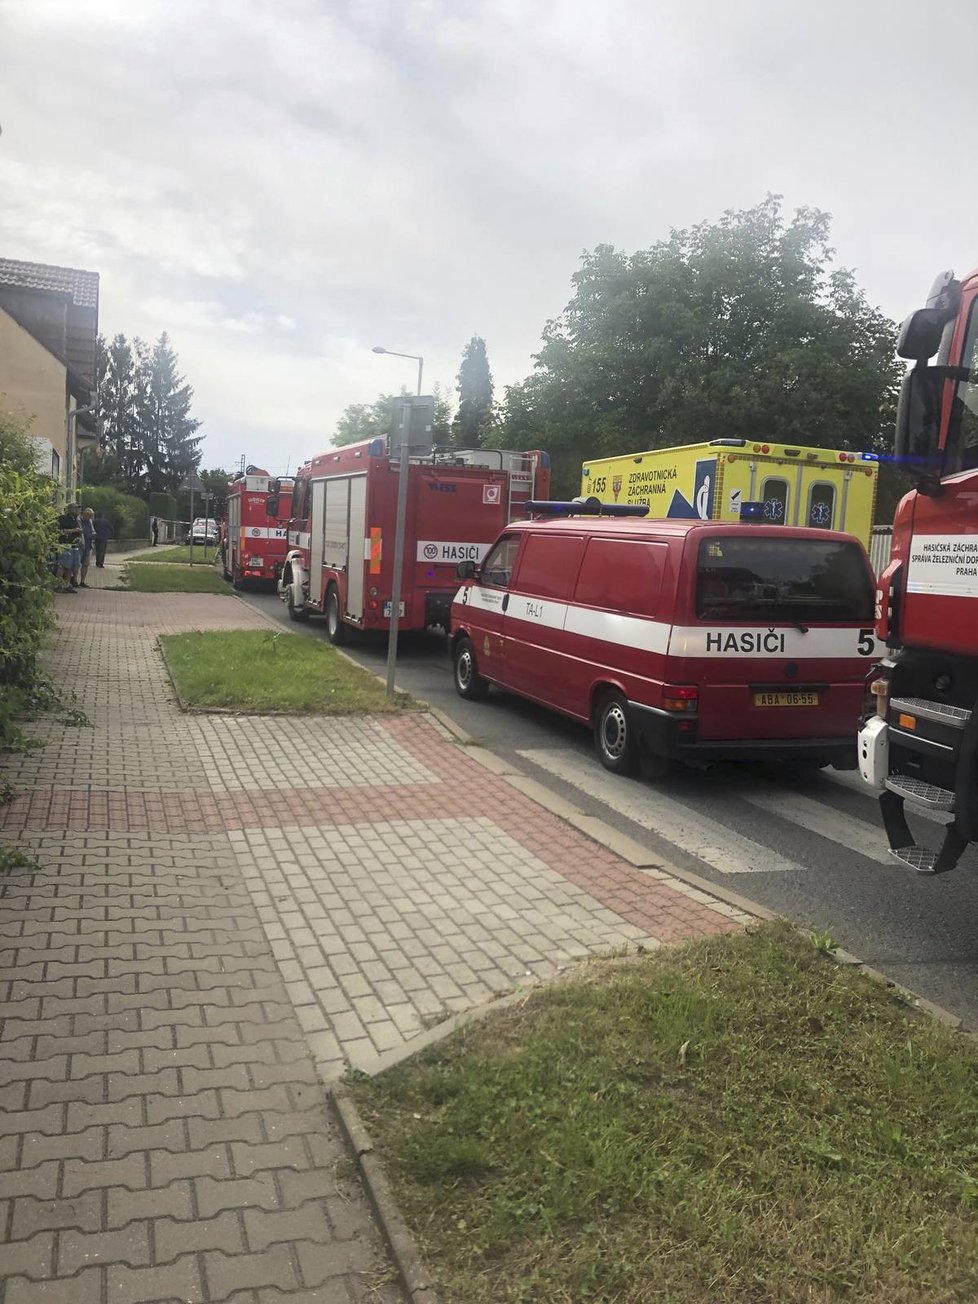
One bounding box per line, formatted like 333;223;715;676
79;484;150;540
0;413;58;748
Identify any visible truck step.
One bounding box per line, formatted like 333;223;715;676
890;846;942;874
884;775;955;810
890;697;972;729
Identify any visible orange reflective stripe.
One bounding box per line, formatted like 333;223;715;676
369;527;382;574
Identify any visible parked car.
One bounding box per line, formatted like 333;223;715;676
185;517;219;545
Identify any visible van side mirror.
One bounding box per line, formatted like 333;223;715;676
266;495;279;518
456;559;477;580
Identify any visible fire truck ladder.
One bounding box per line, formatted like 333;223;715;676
879;696;973;874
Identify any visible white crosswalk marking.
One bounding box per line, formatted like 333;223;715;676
739;788;891;863
517;748;808;874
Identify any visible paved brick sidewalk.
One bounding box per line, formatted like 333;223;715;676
0;590;748;1301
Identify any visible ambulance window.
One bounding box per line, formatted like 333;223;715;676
514;534;585;601
481;535;520;588
807;483;835;530
761;478;789;524
574;538;665;617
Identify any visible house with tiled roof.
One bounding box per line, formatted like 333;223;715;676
0;256;100;492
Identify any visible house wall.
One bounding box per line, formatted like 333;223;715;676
0;306;68;484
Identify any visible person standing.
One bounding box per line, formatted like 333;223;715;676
93;512;113;568
151;516;159;547
56;502;82;593
79;508;96;587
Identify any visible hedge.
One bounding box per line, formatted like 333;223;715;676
78;485;150;541
0;413;58;748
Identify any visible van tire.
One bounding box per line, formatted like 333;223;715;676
326;586;346;645
594;690;638;775
287;582;309;622
454;637;489;701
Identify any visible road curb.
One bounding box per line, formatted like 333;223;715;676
331;1088;442;1304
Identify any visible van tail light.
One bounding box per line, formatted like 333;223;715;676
663;684;698;713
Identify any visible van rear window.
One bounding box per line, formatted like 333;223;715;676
695;537;873;623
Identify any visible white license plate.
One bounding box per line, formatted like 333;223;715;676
248;557;264;567
753;691;820;707
383;601;405;618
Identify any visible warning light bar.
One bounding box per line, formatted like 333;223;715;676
525;497;649;518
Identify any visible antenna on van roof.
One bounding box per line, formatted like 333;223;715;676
526;497;649;518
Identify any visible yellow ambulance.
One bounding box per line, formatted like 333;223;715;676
581;438;878;547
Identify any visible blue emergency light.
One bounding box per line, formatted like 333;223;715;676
739;501;765;523
526;497;649;518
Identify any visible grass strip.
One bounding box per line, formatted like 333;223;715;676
126;563;229;593
350;921;978;1304
127;545;221;564
160;627;414;712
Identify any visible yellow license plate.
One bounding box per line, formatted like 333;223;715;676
753;691;819;707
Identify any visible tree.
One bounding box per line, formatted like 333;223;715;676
332;387;454;448
142;333;203;492
83;331;203;496
452;336;494;447
500;196;903;495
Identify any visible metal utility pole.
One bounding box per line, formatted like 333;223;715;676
385;404;411;698
373;347;427;700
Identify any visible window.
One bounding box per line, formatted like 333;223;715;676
761;477;789;524
291;476;310;521
51;449;61;480
807;483;835;530
481;535;521;588
515;534;585;601
574;538;666;617
946;298;978;474
695;536;873;623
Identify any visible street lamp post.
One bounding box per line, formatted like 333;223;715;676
372;345;424;698
371;345;423;397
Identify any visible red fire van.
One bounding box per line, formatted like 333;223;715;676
449;501;879;774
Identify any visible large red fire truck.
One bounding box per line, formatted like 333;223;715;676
223;466;294;589
858;267;978;873
274;438;550;641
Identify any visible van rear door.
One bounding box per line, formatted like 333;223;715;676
675;533;877;741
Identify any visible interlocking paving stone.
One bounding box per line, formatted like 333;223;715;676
0;588;744;1301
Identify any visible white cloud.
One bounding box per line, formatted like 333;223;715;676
1;0;975;474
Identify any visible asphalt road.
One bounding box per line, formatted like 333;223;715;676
243;588;978;1028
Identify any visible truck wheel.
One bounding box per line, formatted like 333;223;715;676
453;637;489;700
287;582;309;622
231;564;243;592
326;586;346;645
594;690;638;775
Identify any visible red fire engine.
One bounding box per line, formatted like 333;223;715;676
274;438;550;641
223;466;294;589
858;267;978;873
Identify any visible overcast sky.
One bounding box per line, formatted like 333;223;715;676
1;0;976;474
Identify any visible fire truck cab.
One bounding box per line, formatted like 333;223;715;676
858;266;978;873
276;438;550;641
451;499;880;775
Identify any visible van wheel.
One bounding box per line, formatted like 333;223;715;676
287;582;309;622
326;586;346;645
594;690;638;775
454;637;489;700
